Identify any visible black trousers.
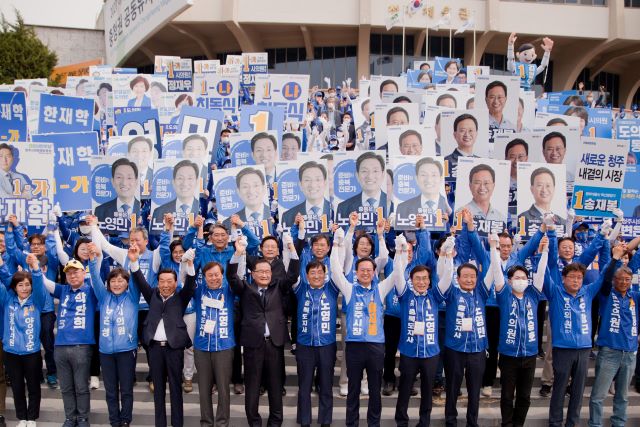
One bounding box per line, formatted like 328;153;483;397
345;342;384;427
549;348;590;427
443;347;485;427
395;354;439;427
5;351;42;421
243;338;284;427
383;315;401;384
536;301;546;354
499;354;536;427
39;311;56;377
137;310;151;382
482;306;500;388
295;343;336;425
90;311;101;377
148;342;184;427
232;303;243;385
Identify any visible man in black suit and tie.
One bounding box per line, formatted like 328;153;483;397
395;157;451;226
336;151;387;227
151;160;201;226
222;167;270;231
128;242;197;427
226;236;300;427
94;158;141;224
281;160;332;228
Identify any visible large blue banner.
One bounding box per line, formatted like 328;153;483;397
0;91;27;142
38;93;94;134
32;131;98;211
115;109;162;156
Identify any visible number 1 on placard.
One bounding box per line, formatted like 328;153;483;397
249;111;270;132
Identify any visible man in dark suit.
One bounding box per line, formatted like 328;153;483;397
226;238;300;427
151;160;201;226
94;158;141;224
336;151;387;226
281;160;332;228
129;241;196;427
222;167;270;231
396;157;450;226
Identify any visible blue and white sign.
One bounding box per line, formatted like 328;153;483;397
38;93;94;134
0;91;27;142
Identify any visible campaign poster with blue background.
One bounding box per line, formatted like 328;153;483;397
0;91;27;142
38;93;94;134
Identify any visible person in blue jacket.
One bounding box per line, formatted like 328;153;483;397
494;233;549;427
0;253;46;426
544;253;608;427
41;258;97;427
589;242;637;427
292;256;340;427
393;234;453;427
189;257;236;427
330;228;403;427
87;242;138;427
437;222;502;427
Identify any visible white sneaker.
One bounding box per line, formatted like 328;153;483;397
90;376;100;390
17;421;27;427
26;421;37;427
339;384;348;396
481;386;492;397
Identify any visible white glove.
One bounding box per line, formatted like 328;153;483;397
282;232;293;248
237;235;248;249
441;235;456;255
333;227;345;246
181;248;196;262
276;223;284;235
612;208;624;221
346;77;352;87
52;203;62;218
489;232;500;245
513;234;522;245
394;234;407;253
48;210;57;224
323;77;331;88
567;208;576;219
600;219;612;236
542;213;556;226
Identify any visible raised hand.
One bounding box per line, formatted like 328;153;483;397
508;32;517;46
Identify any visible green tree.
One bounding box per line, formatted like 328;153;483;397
0;11;57;85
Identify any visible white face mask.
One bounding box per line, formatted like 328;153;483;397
79;225;92;235
511;279;529;293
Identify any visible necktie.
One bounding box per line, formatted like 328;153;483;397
1;173;12;195
121;204;131;216
259;288;266;306
425;200;436;213
367;198;376;208
310;206;320;217
180;204;189;215
250;212;261;223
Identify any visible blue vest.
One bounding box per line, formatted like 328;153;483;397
514;61;537;90
193;283;235;352
496;285;542;357
124;249;156;310
596;290;640;352
294;281;339;346
397;285;442;358
54;283;97;346
440;284;489;353
345;282;385;343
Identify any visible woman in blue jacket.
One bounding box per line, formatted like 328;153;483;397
87;242;139;427
0;253;47;426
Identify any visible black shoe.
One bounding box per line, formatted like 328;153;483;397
382;381;394;396
410;386;419;396
259;386;265;395
432;384;444;398
538;350;545;359
589;350;597;360
565;384;571;396
636;383;640;394
539;384;551;397
0;415;5;427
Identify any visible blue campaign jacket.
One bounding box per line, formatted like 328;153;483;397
193;279;236;352
496;284;543;357
159;231;194;315
596;259;640;352
123;249;156;311
397;281;443;359
544;260;605;349
89;259;139;354
0;269;47;355
53;280;98;346
294;279;339;346
439;280;490;353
